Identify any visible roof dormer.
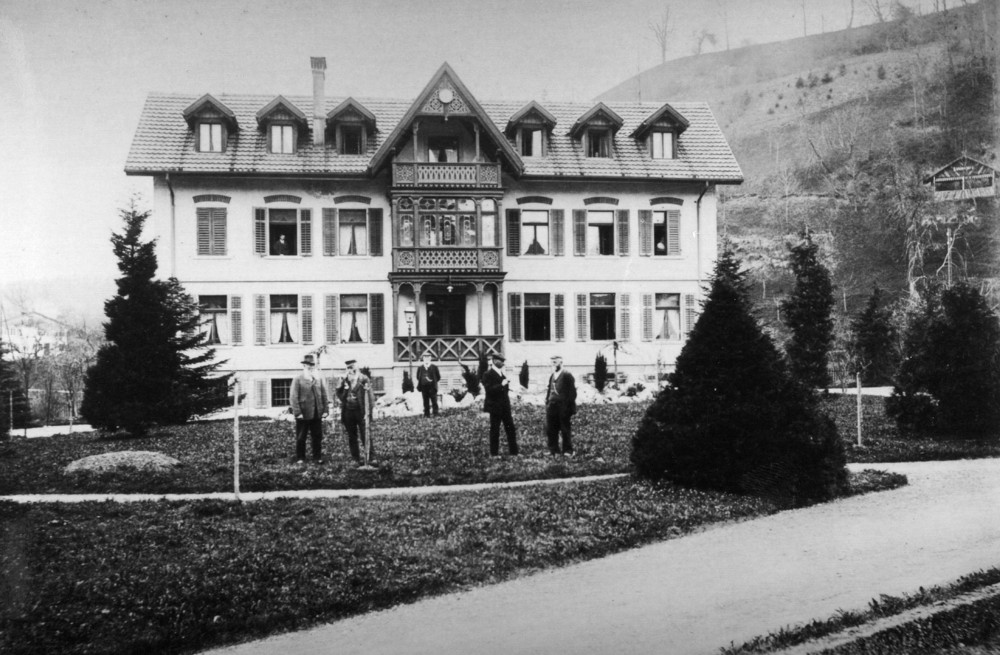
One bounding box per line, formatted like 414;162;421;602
505;101;557;158
256;96;309;154
570;103;623;159
631;103;690;160
182;94;238;153
326;98;377;156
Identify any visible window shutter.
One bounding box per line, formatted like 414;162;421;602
254;208;266;255
230;296;243;345
684;293;697;337
508;293;522;342
369;208;383;256
639;210;653;256
576;293;588;341
197;208;210;255
300;209;312;256
551;209;565;256
370;293;385;344
325;294;339;344
668;210;681;255
254;294;267;345
506;208;521;256
554;293;565;341
573;210;586;256
619;293;631;342
301;295;313;344
642;294;654;341
616;210;630;256
322;208;337;256
212;209;227;256
254;379;268;409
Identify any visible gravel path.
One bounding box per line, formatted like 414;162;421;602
202;458;1000;655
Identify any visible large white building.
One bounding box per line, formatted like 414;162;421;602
125;60;742;409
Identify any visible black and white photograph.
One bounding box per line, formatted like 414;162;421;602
1;0;998;653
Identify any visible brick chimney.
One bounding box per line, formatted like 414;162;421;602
311;57;327;147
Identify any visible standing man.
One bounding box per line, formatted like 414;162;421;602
290;354;329;463
545;354;577;456
416;351;441;418
336;359;375;465
481;352;519;457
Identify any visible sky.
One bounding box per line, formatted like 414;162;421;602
0;0;929;316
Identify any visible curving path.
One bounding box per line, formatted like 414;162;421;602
201;458;1000;655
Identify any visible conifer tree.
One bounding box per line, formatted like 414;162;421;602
781;231;835;389
0;341;30;438
848;285;898;385
594;353;608;392
519;360;530;389
81;202;231;435
632;249;847;505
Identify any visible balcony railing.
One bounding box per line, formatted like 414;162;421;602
395;335;503;362
393;162;501;188
393;247;502;272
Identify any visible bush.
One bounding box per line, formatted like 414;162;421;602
461;363;482;397
519;361;529;389
631;249;848;506
594;354;608;392
448;388;466;402
625;382;645;397
781;230;835;389
821;71;833;84
848;285;899;385
877;64;886;80
401;371;414;393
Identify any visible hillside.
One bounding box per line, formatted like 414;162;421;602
600;2;999;319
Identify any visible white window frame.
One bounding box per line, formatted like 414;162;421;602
269;294;299;345
587;210;615;256
198;295;229;346
586;129;611;158
654;293;682;341
198;122;224;152
520;210;550;256
269;123;296;154
589;292;616;341
520;128;545;157
339;294;370;344
338;209;370;256
270;378;292;407
650;131;674;159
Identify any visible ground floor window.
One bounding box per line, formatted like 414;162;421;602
340;294;369;343
270;295;298;344
271;378;291;407
656;293;681;340
199;295;229;345
524;293;551;341
590;293;616;340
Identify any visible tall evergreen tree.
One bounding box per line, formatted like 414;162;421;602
848;285;899;385
632;249;847;505
81;202;231;435
781;230;835;389
0;340;30;438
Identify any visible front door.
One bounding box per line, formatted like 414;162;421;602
426;294;466;335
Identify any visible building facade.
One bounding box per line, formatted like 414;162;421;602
125;60;742;409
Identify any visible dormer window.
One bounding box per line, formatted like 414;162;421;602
340;124;364;155
326;98;376;156
198;122;225;153
650;132;674;159
520;128;545;157
269;124;296;154
505;101;556;160
587;130;612;158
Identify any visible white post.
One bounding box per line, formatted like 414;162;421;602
856;372;863;447
233;379;241;499
9;391;13;435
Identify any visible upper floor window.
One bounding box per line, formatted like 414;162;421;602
653;210;680;256
586;130;611;158
520;210;549;255
428;136;459;163
255;207;312;257
407;197;478;247
655;293;682;340
270;295;298;344
587;211;614;256
340;124;364;155
650;132;674;159
340;294;369;343
198;122;225;152
198;295;229;345
589;293;616;340
520;128;544;157
339;209;368;256
270;124;296;154
196;207;227;256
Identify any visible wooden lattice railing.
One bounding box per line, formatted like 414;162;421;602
393;162;501;188
394;335;503;362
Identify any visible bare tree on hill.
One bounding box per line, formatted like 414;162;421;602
865;0;890;22
692;28;717;55
648;5;674;64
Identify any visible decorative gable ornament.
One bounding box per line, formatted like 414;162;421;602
255;96;309;131
182;93;239;131
326;98;377;131
505;101;558;137
630;103;690;140
569;103;624;139
422;78;470;118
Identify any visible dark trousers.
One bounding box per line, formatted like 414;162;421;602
488;407;518;456
295;416;323;460
422;389;439;417
341;407;371;462
545;405;573;454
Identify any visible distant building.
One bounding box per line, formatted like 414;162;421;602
924;156;998;202
125;60;743;409
1;310;71;359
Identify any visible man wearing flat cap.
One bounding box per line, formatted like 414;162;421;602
545;354;577;456
290;354;330;463
481;352;519;457
416;351;441;418
336;359;375;464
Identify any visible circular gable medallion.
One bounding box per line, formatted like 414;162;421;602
437;88;454;104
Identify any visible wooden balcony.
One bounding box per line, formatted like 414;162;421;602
394;335;503;363
393;162;501;188
393;247;502;272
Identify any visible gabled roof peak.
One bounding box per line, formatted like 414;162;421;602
327;97;377;129
630;103;690;140
182;93;238;130
255;95;308;129
505;101;557;137
569;103;623;138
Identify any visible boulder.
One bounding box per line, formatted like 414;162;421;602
65;451;182;474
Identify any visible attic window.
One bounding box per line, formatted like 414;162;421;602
650;132;674;159
520;128;544;157
269;124;296;154
340;124;364;155
428;137;459;163
197;122;225;153
586;130;611;158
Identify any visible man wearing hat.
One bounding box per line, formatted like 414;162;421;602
481;352;519;457
416;351;442;418
545;354;577;456
336;359;375;464
290;354;330;463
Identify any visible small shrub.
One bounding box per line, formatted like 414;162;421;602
519;361;529;389
461;363;482;397
877;64;886;80
594;354;608;393
401;371;414;393
821;71;833;84
838;63;847;76
625;382;645;397
795;77;805;88
449;388;466;402
767;107;775;114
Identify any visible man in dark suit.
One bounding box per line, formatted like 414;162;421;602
336;359;375;465
290;354;330;463
481;352;519;457
545;354;577;456
416;351;441;417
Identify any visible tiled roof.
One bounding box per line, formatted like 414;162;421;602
126;93;743;183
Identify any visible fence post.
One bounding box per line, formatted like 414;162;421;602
856;372;863;447
233;379;241;499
